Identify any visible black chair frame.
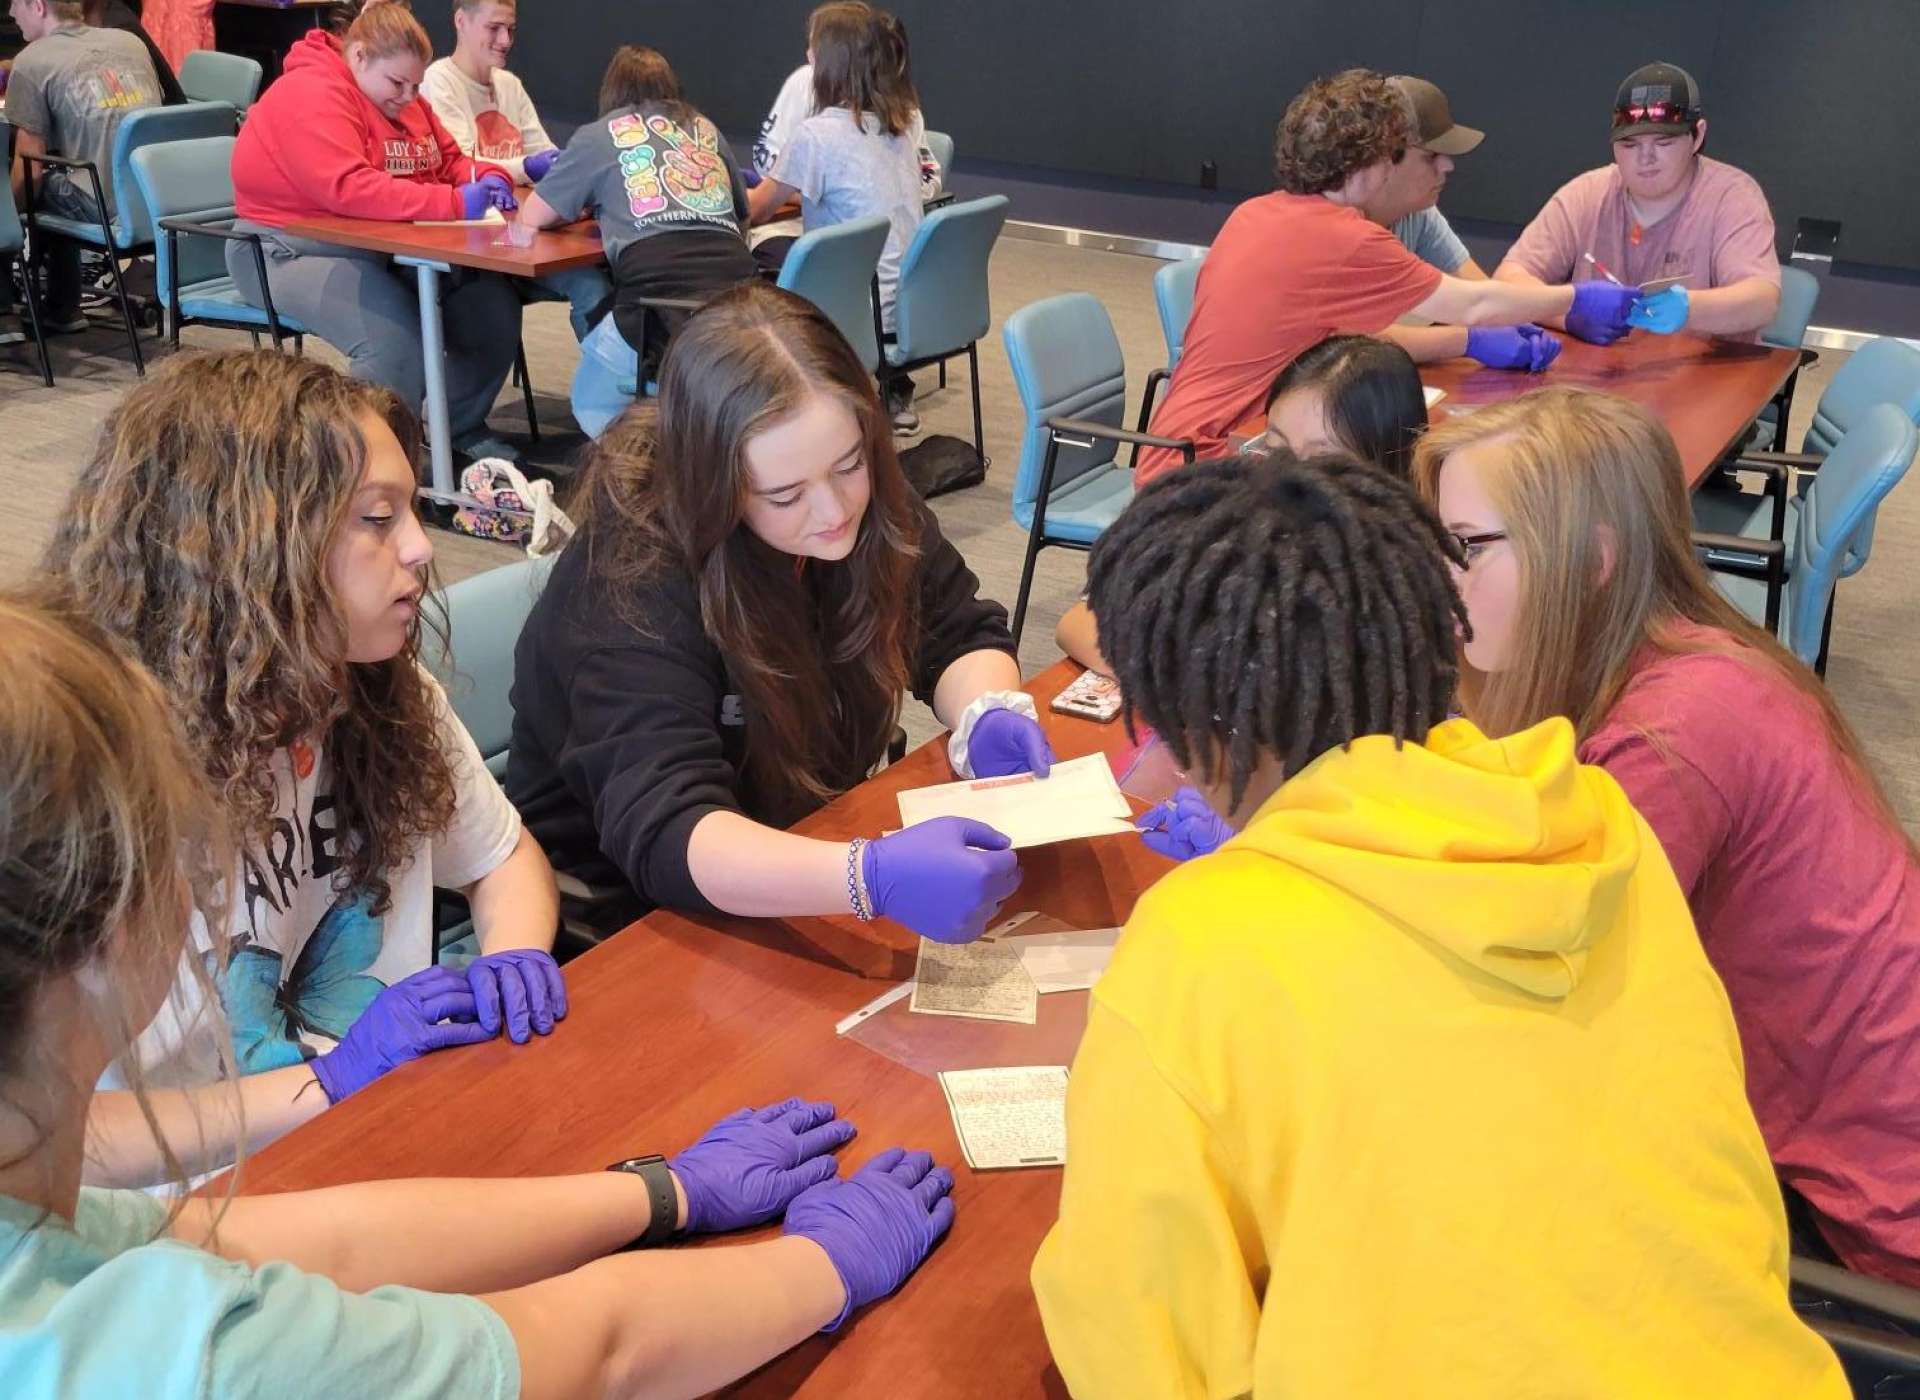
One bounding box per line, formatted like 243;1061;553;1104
155;214;303;353
20;152;149;373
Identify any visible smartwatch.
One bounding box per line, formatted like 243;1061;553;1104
606;1154;681;1247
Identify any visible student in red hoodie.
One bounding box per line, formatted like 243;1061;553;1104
228;2;525;459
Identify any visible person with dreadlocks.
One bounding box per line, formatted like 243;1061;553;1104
1028;453;1846;1397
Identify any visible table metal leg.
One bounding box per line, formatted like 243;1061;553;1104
398;256;456;499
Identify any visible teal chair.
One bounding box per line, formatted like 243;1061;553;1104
423;553;559;781
777;214;890;373
1002;292;1194;645
1756;264;1821;451
1139;254;1202;430
129;137;305;351
1698;402;1917;673
884;194;1009;462
924;129;954;185
21;100;239;374
1;173;53;386
178;51;264;114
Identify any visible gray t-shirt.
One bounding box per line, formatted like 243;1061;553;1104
1392;206;1472;274
773;106;924;328
537;103;748;265
6;24;161;218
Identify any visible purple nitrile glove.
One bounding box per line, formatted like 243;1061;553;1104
741;166;763;189
1565;279;1640;345
457;173;519;218
464;948;568;1044
966;706;1055;779
1628;285;1690;334
1465;323;1563;373
864;817;1022;944
522;149;558;183
668;1098;857;1234
1135;785;1235;862
782;1146;956;1332
311;966;496;1103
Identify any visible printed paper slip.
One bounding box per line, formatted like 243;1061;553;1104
1010;926;1120;993
414;207;507;227
910;937;1038;1024
937;1065;1069;1170
895;753;1134;849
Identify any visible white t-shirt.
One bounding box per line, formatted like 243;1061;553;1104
421;58;554;185
112;672;522;1090
774;106;927;327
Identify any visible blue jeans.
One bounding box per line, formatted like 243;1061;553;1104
529;264;613;343
570;314;641;439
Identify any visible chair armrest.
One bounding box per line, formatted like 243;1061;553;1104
923;192;956;212
18;153;109;225
1047;416;1197;460
18;152;96;175
1693;530;1785;559
156;214;261;245
625;294;707;312
1734;450;1821;472
1793;1256;1920;1327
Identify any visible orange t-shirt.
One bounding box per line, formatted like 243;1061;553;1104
1137;193;1443;482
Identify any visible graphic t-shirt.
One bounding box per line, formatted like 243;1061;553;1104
4;24;161;217
534;102;748;264
420;58;554;186
109;672;522;1089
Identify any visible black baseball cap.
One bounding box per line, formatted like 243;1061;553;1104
1390;76;1484;157
1612;62;1703;138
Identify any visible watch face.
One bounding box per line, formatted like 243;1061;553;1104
611;1155;665;1171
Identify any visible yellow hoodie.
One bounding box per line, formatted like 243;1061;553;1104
1031;718;1844;1398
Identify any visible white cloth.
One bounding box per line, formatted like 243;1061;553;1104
108;671;522;1090
420;59;554;185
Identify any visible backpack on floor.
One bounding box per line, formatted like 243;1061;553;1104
898;433;988;499
450;459;576;556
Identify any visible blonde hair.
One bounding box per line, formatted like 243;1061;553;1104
0;593;237;1220
1412;386;1915;856
345;0;431;62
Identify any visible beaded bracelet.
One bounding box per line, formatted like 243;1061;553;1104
846;838;875;921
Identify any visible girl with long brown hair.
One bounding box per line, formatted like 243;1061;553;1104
41;350;564;1186
0;593;954;1396
510;280;1044;941
1414;386;1920;1287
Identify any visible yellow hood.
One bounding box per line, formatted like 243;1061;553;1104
1231;717;1641;999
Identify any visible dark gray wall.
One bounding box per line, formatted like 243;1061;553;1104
437;0;1920;276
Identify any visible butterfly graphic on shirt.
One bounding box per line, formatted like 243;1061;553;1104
217;887;388;1073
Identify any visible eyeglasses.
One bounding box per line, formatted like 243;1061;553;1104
1611;101;1698;131
1448;529;1508;566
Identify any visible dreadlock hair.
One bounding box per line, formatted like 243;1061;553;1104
1086;452;1469;814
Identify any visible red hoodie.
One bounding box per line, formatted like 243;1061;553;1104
233;30;510;226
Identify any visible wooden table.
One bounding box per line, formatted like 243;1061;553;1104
1237;330;1801;490
232;659;1161;1398
278;207;603;501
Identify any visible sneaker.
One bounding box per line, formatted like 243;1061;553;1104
451;432;523;466
891;406;922;438
0;324;23;347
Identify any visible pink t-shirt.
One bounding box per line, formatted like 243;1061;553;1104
1503;156;1779;335
1580;627;1920;1286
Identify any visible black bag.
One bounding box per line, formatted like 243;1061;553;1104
899;433;987;499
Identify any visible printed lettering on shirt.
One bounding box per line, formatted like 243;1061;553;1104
608;112;732;225
85;63;153;111
473;109;523;161
720;694;747;727
383;136;439;176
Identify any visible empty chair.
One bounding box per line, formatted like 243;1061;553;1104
23;101;240;374
130;136;305;350
1700;401;1917;672
178;50;264;114
1140;254;1203;426
884;194;1009;462
1002;292;1194;645
0;174;53;387
776;214;891;373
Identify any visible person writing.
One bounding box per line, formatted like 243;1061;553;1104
1495;63;1781;339
509;281;1046;941
1136;67;1640;482
0;593;955;1398
1030;453;1847;1397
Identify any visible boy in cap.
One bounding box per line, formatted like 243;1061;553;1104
1496;62;1780;338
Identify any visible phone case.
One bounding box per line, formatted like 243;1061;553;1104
1050;670;1123;722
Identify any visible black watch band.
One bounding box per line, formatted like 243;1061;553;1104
606;1155;680;1247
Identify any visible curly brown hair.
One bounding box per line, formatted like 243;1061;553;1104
40;351;457;917
1273;67;1409;195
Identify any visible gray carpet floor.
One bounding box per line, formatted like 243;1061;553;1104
2;236;1913;832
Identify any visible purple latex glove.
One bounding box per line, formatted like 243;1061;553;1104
311;966;495;1103
1135;785;1235;862
522;149;558;183
1628;285;1690;334
967;706;1055;778
457;173;519;218
741;166;763;189
783;1147;956;1331
464;948;568;1044
1565;279;1640;345
1465;323;1563;373
669;1098;857;1234
864;817;1022;944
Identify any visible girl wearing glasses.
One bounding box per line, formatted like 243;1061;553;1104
1415;385;1920;1291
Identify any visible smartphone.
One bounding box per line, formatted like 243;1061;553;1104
1050;669;1123;722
